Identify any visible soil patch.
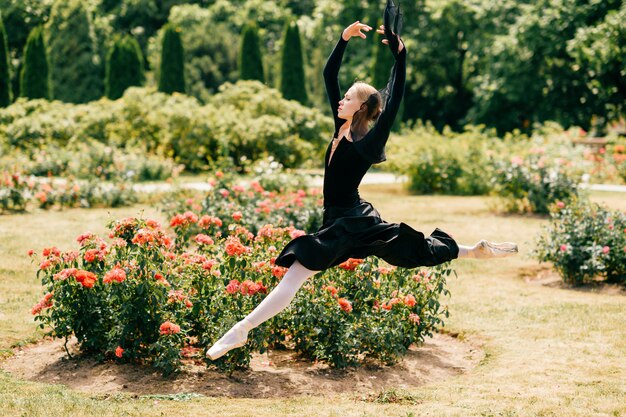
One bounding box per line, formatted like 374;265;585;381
1;332;483;399
520;264;626;296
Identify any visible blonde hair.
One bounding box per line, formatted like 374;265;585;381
350;81;383;141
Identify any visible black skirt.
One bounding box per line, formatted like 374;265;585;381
274;198;459;271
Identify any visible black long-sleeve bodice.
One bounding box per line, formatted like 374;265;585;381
321;33;407;207
275;14;458;272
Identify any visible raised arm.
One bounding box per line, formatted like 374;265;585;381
323;21;373;137
322;33;349;135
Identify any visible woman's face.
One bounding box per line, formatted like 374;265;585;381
337;87;362;120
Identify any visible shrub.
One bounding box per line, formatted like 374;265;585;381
534;198;626;285
491;151;581;214
0;171;31;212
388;124;495;196
161;168;324;238
0;83;332;171
32;215;454;376
0;171;137;213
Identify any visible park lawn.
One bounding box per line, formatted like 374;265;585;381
0;185;624;417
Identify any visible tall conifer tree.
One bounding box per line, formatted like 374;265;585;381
158;24;185;94
46;0;103;103
20;26;51;100
279;20;307;104
239;23;264;82
0;13;11;106
105;35;144;100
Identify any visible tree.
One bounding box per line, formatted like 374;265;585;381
20;26;50;100
567;3;626;126
0;12;10;106
158;24;185;94
46;0;103;103
402;0;476;132
105;35;145;100
279;20;307;104
0;0;53;100
239;22;264;83
468;0;623;134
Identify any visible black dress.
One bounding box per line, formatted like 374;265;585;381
274;33;459;271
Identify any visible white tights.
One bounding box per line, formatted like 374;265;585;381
209;241;516;359
243;260;320;330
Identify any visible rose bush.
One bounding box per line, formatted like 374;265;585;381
161;169;324;238
1;171;137;213
533;197;626;285
32;214;454;376
491;151;581;214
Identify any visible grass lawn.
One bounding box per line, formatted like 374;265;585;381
0;185;624;417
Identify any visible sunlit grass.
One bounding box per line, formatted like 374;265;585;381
0;184;623;416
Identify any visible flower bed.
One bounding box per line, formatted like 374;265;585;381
161;168;324;237
31;215;454;376
0;171;137;213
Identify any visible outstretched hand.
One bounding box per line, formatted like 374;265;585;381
342;21;372;41
377;24;404;53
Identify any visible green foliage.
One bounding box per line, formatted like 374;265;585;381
105;35;145;100
468;0;623;134
567;3;626;124
0;12;10;106
46;0;103;103
371;18;392;91
1;140;181;182
0;82;332;171
150;5;236;103
0;0;53;99
387;124;497;196
158;24;185;94
239;22;264;82
404;0;476;132
534;198;626;285
20;26;50;100
279;20;307;104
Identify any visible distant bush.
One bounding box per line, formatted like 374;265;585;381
0;82;332;171
534;198;626;285
387;124;498;196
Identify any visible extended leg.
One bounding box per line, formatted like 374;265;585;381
207;260;319;360
457;240;518;259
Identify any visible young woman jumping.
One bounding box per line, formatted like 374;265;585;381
207;2;517;360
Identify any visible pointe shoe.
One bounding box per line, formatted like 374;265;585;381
206;318;253;360
473;240;519;259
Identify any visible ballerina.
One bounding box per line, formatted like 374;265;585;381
207;1;517;361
